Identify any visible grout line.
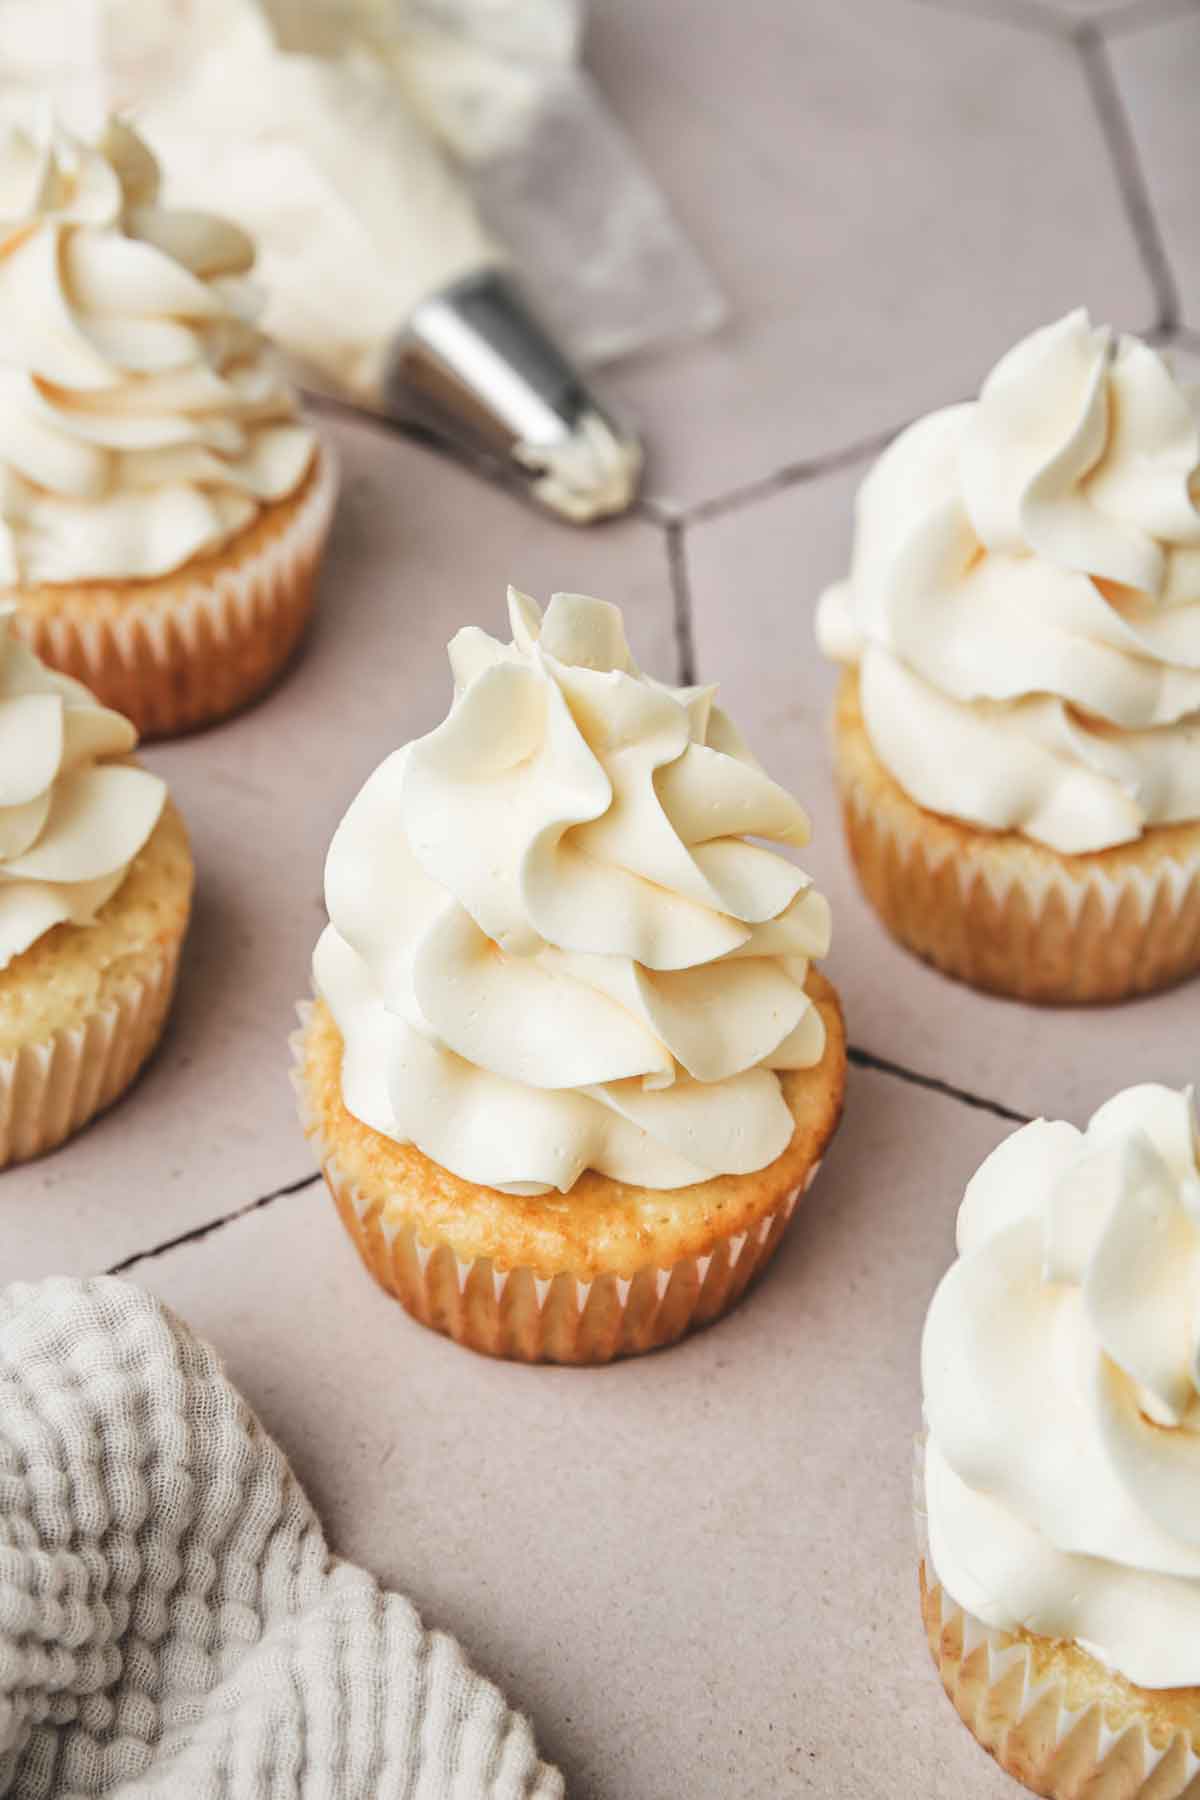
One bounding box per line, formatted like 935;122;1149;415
106;1170;321;1278
635;494;683;529
104;1066;1024;1279
847;1045;1031;1126
665;520;697;686
680;424;904;529
1075;20;1180;333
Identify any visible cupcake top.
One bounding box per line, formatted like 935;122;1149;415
923;1084;1200;1688
817;310;1200;854
314;588;832;1195
0;114;315;586
0;607;164;966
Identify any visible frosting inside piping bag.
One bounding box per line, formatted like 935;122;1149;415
818;310;1200;854
0;0;722;392
0;606;164;966
315;588;832;1196
0;2;723;523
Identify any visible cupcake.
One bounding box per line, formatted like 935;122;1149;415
0;115;336;739
294;587;845;1364
920;1085;1200;1798
817;310;1200;1003
0;606;191;1165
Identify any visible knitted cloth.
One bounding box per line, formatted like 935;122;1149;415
0;1277;563;1800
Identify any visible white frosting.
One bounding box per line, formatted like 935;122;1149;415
0;114;315;585
139;9;498;405
817;311;1200;854
514;409;644;527
923;1084;1200;1689
314;588;832;1196
0;607;164;967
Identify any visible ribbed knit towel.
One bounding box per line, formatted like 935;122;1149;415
0;1277;563;1799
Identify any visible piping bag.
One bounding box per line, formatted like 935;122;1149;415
0;0;724;522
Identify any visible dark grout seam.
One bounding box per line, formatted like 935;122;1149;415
665;520;697;686
847;1045;1032;1126
103;1061;1025;1276
106;1170;321;1278
675;424;905;530
643;305;1198;535
1075;20;1181;334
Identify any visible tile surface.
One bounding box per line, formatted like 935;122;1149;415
2;2;1197;1795
2;412;676;1283
138;1067;1013;1800
590;0;1156;512
1109;9;1200;325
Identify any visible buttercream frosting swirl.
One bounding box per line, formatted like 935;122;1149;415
0;113;315;585
817;310;1200;854
314;588;832;1195
923;1084;1200;1688
0;605;164;967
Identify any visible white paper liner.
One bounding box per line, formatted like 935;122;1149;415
0;934;182;1168
9;444;338;741
838;756;1200;1002
290;1002;821;1364
843;766;1200;926
914;1437;1200;1800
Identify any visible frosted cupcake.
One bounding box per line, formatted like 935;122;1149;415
818;310;1200;1003
0;116;336;738
0;607;191;1164
294;588;845;1363
921;1085;1200;1798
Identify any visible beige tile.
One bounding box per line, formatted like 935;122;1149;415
136;1064;1013;1800
589;0;1156;512
687;436;1199;1124
1109;10;1200;326
1;412;677;1282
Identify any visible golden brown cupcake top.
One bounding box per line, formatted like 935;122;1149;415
315;587;833;1196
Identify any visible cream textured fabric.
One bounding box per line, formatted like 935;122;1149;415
0;1277;564;1800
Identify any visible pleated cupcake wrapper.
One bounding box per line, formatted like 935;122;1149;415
0;937;181;1169
10;445;338;741
920;1569;1200;1800
839;766;1200;1002
913;1439;1200;1800
290;1004;819;1364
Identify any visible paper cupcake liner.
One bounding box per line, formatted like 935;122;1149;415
290;1005;821;1365
838;765;1200;1004
913;1441;1200;1800
920;1568;1200;1800
0;935;181;1169
10;445;338;741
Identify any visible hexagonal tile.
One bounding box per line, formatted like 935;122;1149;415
590;0;1156;511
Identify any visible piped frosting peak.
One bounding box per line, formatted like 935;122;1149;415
316;588;832;1194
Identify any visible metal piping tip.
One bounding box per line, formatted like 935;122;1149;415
381;268;642;524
